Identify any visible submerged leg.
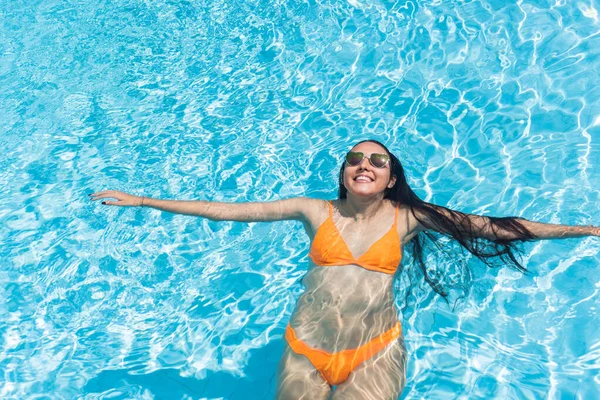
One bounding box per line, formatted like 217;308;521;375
332;337;407;400
275;344;332;400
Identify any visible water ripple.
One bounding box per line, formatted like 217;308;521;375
1;0;599;398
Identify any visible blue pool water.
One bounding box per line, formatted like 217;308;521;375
1;0;600;398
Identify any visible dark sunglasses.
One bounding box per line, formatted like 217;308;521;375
345;151;390;168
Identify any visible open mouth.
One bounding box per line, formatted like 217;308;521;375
354;176;374;183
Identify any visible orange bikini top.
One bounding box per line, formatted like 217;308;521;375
309;201;403;274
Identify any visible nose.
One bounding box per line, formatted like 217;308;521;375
358;157;371;170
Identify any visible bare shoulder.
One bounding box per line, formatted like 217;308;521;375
396;202;425;244
287;197;328;239
296;197;329;224
401;203;421;226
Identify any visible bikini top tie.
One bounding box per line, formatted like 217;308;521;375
309;201;403;274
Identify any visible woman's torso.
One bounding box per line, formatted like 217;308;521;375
289;199;412;352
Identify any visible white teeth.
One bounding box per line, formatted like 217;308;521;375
355;177;373;182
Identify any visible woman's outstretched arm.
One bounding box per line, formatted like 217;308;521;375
89;190;316;223
409;205;600;241
493;218;599;240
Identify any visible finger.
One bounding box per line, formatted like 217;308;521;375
89;194;109;201
89;191;109;199
101;201;118;206
90;192;120;200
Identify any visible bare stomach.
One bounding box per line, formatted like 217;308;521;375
288;263;402;352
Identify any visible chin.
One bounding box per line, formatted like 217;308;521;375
347;188;381;197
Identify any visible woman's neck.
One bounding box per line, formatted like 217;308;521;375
340;195;386;221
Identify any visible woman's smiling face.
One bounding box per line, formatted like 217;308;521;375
343;142;396;197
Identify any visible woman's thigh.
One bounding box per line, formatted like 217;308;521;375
275;343;333;400
332;337;407;400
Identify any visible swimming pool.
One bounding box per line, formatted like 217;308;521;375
1;0;599;398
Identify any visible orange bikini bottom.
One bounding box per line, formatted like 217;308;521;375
284;322;402;386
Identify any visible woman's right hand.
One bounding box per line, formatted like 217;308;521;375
89;190;144;207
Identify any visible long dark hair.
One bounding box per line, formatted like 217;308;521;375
338;139;537;305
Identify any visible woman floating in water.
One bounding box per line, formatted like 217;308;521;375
90;139;599;399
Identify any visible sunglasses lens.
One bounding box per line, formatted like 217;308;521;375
371;153;389;168
346;152;363;166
